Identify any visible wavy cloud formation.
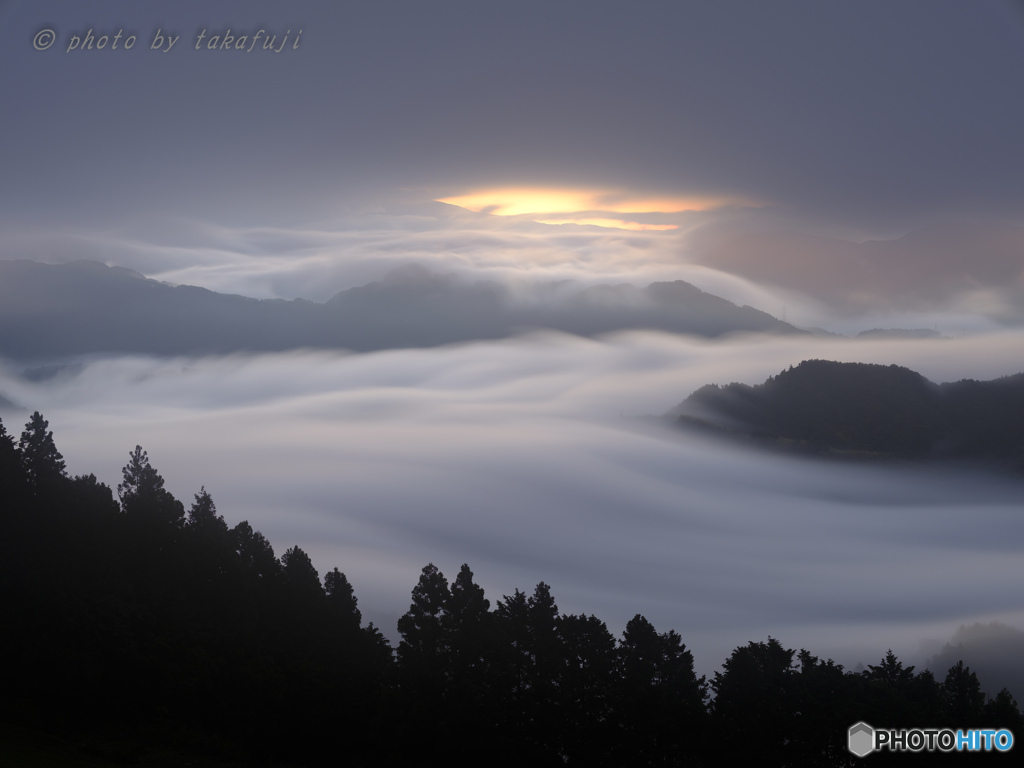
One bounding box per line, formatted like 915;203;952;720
3;330;1022;683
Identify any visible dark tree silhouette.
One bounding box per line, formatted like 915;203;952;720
789;650;858;766
674;360;1024;466
392;564;464;764
66;473;120;517
186;486;227;533
861;649;943;727
397;562;451;671
324;566;361;630
985;688;1024;738
4;414;1023;768
444;564;491;673
117;445;184;525
0;416;22;497
231;519;280;583
18;411;66;493
615;614;708;767
712;638;797;765
942;660;987;726
527;582;562;687
278;544;325;652
522;582;563;760
865;649;916;688
281;545;323;598
441;564;500;762
491;586;533;759
557;613;617;766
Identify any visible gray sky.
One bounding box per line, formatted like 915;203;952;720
2;1;1020;226
3;1;1024;329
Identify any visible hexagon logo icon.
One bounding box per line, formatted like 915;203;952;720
848;722;875;757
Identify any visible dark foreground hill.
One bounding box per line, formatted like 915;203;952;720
0;259;801;360
669;360;1024;465
4;410;1022;767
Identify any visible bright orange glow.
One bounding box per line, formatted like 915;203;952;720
437;187;743;216
600;196;732;213
439;189;602;216
536;218;679;231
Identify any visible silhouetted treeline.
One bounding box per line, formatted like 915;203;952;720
0;413;391;766
1;412;1021;766
672;360;1024;466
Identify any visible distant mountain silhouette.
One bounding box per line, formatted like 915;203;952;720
0;260;803;360
669;359;1024;464
856;328;945;340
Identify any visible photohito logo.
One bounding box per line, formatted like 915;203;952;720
848;721;1014;756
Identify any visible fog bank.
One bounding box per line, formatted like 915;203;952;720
2;330;1022;684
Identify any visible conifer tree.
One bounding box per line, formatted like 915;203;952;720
557;613;617;765
397;563;451;670
494;588;532;704
615;615;707;766
712;638;797;764
232;520;280;583
19;411;66;493
325;567;362;630
865;649;915;688
117;445;184;525
444;563;491;674
393;564;453;759
0;416;21;495
282;545;323;598
942;660;986;725
187;486;227;533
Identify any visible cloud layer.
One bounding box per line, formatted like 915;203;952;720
689;221;1024;325
3;2;1024;236
7;204;1022;335
3;330;1023;681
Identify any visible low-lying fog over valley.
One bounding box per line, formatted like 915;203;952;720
4;327;1023;690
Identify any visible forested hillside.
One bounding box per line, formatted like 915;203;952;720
1;412;1020;766
671;360;1024;465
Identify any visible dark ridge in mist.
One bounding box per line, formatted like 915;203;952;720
3;410;1021;767
669;360;1024;465
0;259;802;360
856;328;946;340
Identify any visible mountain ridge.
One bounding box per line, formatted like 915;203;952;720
0;259;803;360
669;359;1024;466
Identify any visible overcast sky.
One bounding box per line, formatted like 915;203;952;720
2;1;1024;329
3;1;1024;684
3;0;1022;227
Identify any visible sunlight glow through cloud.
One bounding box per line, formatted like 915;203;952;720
535;218;679;231
437;187;745;218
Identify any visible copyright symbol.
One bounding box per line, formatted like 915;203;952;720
33;28;56;50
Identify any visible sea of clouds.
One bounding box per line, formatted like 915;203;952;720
3;329;1023;687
